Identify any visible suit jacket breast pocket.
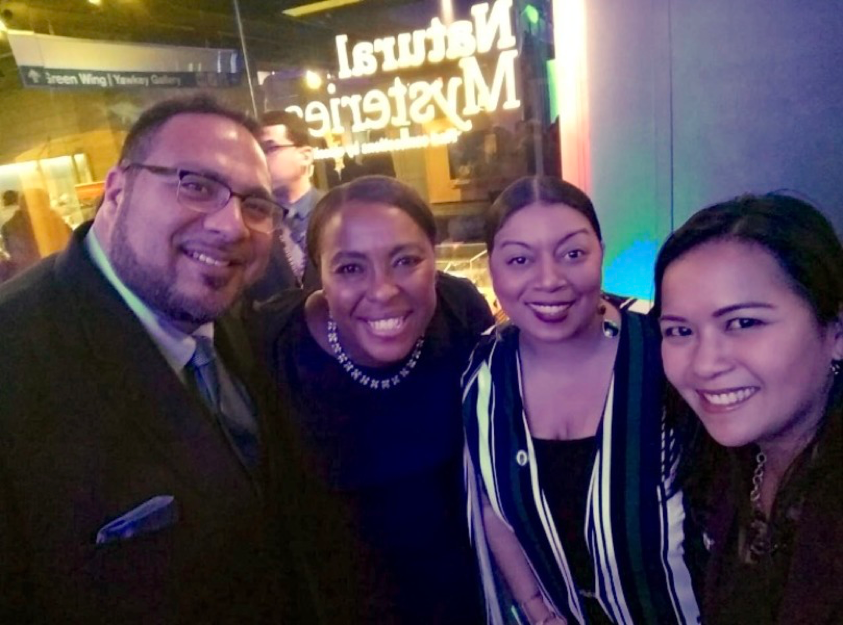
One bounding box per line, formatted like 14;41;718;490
81;524;178;622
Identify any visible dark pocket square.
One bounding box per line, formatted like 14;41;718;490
96;495;178;545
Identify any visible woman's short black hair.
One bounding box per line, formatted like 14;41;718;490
306;175;436;268
654;192;843;325
484;175;602;253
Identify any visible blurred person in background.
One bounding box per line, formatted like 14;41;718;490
249;110;321;298
0;189;39;281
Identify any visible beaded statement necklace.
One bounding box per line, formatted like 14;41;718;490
326;316;424;390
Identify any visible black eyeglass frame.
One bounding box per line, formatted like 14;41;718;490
122;162;284;233
263;142;302;156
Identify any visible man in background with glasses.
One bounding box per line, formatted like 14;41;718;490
0;95;343;623
248;110;322;299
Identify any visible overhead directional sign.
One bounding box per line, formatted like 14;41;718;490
18;67;240;89
8;30;241;90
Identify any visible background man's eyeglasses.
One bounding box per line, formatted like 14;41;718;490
123;162;283;234
263;143;299;156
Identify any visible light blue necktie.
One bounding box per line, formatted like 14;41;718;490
189;336;259;469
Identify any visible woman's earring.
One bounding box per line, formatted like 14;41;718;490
602;318;619;338
598;297;616;337
831;360;841;376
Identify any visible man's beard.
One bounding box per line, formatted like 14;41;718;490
108;199;227;328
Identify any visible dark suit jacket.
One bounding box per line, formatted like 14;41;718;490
247;231;320;302
0;224;315;624
702;415;843;624
247;187;322;302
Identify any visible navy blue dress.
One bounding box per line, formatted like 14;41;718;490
258;273;493;624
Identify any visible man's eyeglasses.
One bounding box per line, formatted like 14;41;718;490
122;163;283;234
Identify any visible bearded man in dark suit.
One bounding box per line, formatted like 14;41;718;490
0;96;329;624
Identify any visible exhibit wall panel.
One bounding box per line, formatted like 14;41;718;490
585;0;673;300
670;0;843;233
586;0;843;299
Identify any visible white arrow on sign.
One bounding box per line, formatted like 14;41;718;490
27;69;42;83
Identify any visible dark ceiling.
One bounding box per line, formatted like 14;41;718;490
0;0;433;62
0;0;485;91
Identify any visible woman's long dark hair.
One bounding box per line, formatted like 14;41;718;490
653;193;843;503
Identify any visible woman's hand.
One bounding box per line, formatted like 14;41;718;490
479;492;569;625
520;592;567;625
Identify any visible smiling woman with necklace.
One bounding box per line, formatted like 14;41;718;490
253;175;493;623
463;176;702;625
656;194;843;624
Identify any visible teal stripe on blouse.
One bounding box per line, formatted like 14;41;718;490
621;313;658;623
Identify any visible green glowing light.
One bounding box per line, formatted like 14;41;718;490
524;4;540;26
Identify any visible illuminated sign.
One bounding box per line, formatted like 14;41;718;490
288;0;521;152
316;127;462;160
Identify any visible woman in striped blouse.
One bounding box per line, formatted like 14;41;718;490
462;176;702;625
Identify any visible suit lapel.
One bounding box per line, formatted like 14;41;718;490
215;302;255;379
54;225;256;499
213;304;269;488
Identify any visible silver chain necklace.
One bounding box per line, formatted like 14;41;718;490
744;450;771;563
749;450;767;505
326;316;424;390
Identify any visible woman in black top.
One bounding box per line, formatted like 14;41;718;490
255;176;492;624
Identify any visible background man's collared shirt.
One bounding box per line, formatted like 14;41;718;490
282;185;319;223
